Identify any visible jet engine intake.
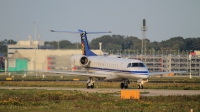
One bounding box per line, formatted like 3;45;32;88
70;55;90;67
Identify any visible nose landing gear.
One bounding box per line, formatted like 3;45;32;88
137;79;148;89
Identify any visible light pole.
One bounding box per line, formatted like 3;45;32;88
58;36;60;49
178;50;180;71
33;22;37;73
77;36;79;49
190;50;192;79
58;41;60;49
186;50;188;74
33;22;36;41
178;50;179;56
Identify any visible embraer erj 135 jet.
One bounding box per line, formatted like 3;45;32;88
49;29;183;89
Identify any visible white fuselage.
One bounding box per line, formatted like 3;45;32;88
85;56;149;81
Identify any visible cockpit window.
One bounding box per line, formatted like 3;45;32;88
131;63;145;67
127;63;131;68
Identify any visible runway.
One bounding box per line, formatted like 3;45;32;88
0;86;200;96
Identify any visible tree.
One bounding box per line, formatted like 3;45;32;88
45;40;75;49
0;39;17;56
106;43;122;54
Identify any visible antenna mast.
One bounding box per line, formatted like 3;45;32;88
141;19;147;55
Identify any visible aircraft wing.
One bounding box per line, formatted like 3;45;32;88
149;71;186;76
35;70;107;78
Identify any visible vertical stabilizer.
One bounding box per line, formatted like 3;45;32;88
80;32;97;56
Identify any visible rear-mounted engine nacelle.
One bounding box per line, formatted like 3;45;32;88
70;55;90;67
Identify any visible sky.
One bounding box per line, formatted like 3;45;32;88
0;0;200;43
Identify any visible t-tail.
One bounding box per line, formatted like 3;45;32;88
50;29;111;56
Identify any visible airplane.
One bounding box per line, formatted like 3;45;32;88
49;29;184;89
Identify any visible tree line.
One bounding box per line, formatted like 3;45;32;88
1;36;200;55
89;35;200;54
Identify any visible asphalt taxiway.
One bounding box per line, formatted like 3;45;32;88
0;86;200;96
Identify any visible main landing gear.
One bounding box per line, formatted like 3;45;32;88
137;84;143;89
120;79;130;89
86;77;95;89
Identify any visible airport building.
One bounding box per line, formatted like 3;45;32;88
6;37;103;72
124;51;200;76
7;35;54;58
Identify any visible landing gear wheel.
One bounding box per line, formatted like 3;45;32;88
86;83;90;89
141;85;143;89
86;83;94;89
91;84;94;89
86;77;95;89
121;79;129;89
138;85;143;89
120;83;124;89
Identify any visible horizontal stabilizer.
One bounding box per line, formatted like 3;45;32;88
50;29;111;34
50;30;81;34
86;31;111;34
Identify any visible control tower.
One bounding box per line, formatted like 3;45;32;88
141;19;147;55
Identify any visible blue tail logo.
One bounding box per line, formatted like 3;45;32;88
80;32;97;56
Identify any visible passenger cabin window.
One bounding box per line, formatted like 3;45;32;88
132;63;145;67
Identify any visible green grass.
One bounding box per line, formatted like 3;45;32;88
148;76;200;83
0;89;199;112
1;72;200;83
1;74;200;90
0;81;200;90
